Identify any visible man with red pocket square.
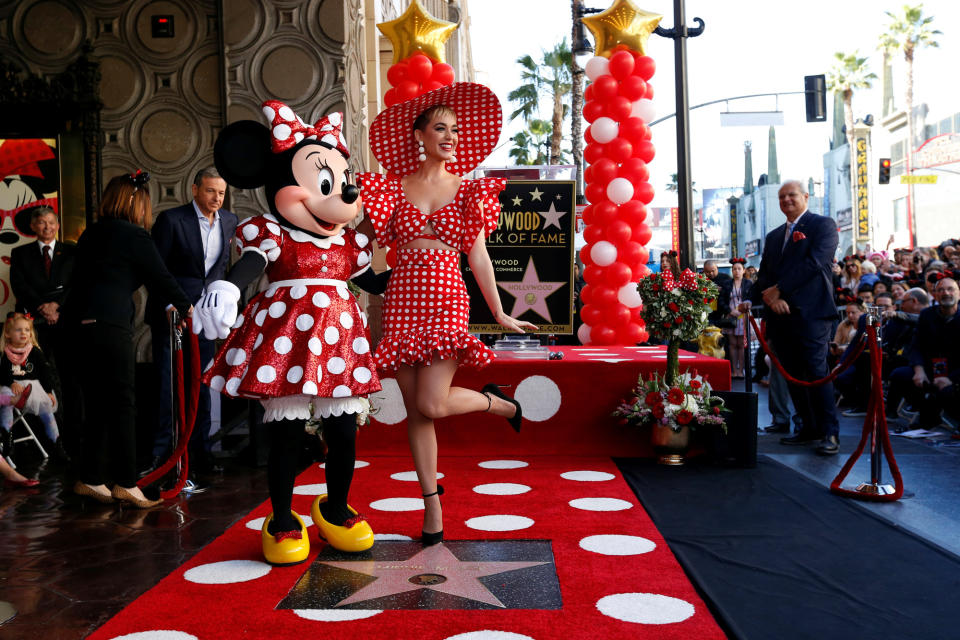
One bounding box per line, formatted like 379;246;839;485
739;180;841;455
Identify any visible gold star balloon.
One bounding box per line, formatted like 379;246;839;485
377;0;459;64
583;0;663;58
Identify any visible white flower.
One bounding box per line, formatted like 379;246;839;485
680;394;699;412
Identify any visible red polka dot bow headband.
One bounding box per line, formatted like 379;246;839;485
261;100;349;157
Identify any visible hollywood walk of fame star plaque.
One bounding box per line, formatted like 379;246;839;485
277;540;562;611
463;180;576;335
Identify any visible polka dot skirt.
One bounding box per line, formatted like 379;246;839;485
204;217;380;400
375;248;495;373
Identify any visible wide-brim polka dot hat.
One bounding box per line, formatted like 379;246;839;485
369;82;503;177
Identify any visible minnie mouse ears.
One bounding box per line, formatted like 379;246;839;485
214;120;272;190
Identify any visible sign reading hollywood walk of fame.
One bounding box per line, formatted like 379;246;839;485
462;180;576;334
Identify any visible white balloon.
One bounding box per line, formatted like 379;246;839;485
590;117;619;144
577;322;593;345
618;282;644;308
631;98;656;123
606;177;634;204
591;240;618;266
585;57;610;82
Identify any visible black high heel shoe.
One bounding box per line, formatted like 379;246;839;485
421;485;444;546
482;384;522;433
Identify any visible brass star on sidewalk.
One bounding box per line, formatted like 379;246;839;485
320;543;546;608
583;0;662;57
498;256;567;323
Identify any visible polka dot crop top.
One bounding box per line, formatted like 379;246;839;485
357;172;507;254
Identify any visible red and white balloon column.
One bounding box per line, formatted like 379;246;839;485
578;48;656;345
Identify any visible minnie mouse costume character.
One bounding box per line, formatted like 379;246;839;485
195;101;390;565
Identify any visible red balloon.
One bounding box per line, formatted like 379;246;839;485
621;241;649;269
631;306;645;324
635;140;656;163
610;303;632;326
397;80;419;101
583;165;595;184
641;123;653;140
581;303;603;327
580;203;595;225
422;80;443;92
591;158;618;184
606;220;633;245
594;285;618;307
632;223;653;245
606;96;633;122
634;56;656;80
583;101;604;123
593;201;619;227
604;262;633;287
583;225;604;245
634;264;652;280
584;143;605;164
619;75;647;101
383;88;399;106
408;54;434;82
620;117;647;145
431;62;455;85
580;248;593;266
387;62;409;86
583;264;603;285
644;83;654;99
609;50;636;80
607;138;633;162
592;76;619;101
580;283;594;305
619;158;649;185
584;84;596;101
619;200;647;224
591;325;617;345
619;322;646;344
635;182;655;204
583;127;595;145
585;182;606;205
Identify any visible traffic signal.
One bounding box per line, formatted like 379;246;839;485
879;158;891;184
804;74;826;122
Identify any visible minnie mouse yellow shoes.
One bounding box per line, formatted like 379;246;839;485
311;494;374;552
261;511;310;566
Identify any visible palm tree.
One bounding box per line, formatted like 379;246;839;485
827;51;876;250
508;120;552;166
508;40;572;165
665;174;696;192
882;4;941;248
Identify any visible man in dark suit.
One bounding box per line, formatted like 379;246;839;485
741;180;841;455
10;206;78;457
146;168;237;476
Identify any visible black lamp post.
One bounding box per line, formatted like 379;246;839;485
571;1;602;204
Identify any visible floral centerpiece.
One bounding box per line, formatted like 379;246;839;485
613;268;726;464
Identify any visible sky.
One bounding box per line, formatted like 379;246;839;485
470;0;959;208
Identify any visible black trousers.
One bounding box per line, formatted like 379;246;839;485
75;323;138;488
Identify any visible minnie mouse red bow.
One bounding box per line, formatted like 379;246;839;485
261;100;349;157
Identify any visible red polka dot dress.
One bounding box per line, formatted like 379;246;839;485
357;172;507;373
203;214;381;408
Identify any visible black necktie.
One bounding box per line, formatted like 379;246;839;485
42;245;52;278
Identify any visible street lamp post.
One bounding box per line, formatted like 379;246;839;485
571;0;602;203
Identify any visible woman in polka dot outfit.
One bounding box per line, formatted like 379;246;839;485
194;101;391;564
359;83;537;545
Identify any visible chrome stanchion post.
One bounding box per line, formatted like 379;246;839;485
856;305;895;496
169;309;181;483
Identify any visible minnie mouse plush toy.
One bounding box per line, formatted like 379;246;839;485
195;101;389;565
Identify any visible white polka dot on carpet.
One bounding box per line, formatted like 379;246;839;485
183;560;271;584
245;515;313;530
473;483;530;495
374;533;414;541
478;460;528;469
292;483;327;495
569;497;634;511
109;632;198;640
465;515;534;531
579;534;656;555
560;470;615;482
442;632;534;640
370;497;425;511
514;375;561;421
293;609;382;621
596;592;695;624
390;471;445;481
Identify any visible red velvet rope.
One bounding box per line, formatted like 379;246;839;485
748;315;867;387
829;325;905;501
137;319;202;499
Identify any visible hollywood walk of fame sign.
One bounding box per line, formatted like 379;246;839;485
277;540;562;611
463;180;576;334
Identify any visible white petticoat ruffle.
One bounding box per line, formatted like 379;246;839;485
260;394;368;423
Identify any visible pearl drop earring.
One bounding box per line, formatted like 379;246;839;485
417;141;426;162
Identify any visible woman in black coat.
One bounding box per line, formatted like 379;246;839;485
64;172;192;508
721;259;754;378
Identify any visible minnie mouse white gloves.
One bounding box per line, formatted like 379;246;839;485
193;280;241;340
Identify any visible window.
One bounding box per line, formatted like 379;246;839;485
891;140;904;163
893;197;907;233
940;117;952;135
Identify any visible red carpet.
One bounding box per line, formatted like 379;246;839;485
90;456;724;640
